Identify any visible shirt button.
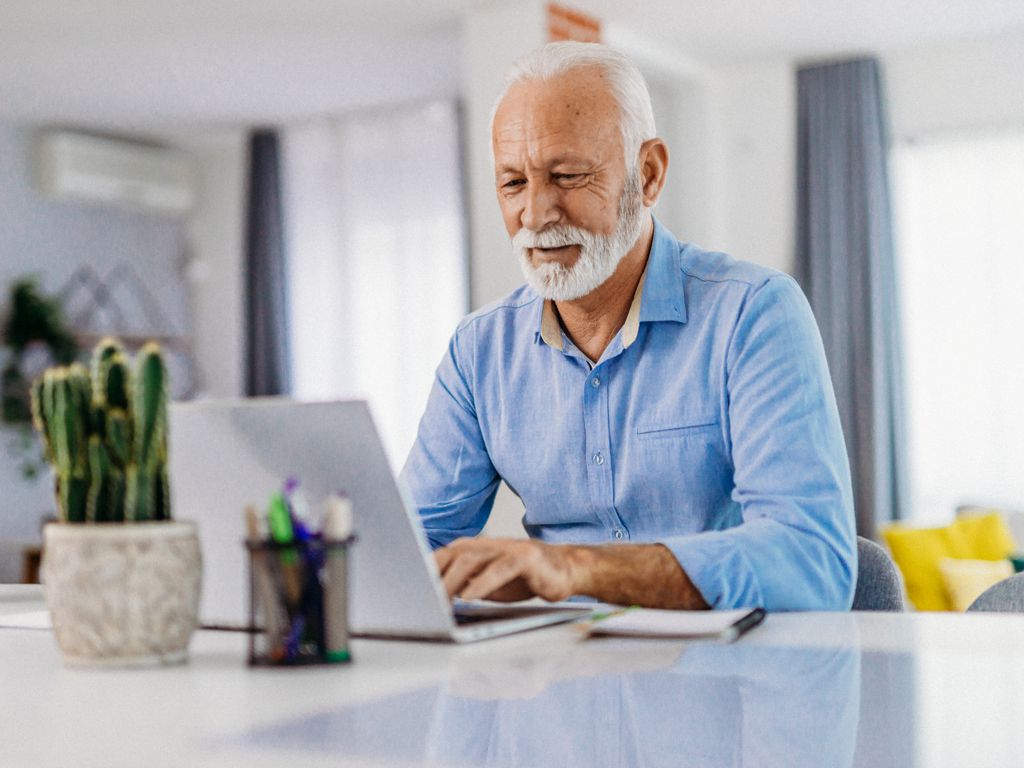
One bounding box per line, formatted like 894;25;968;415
613;529;624;540
591;376;601;388
594;451;605;465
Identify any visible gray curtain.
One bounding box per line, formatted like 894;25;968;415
794;57;906;538
245;129;291;396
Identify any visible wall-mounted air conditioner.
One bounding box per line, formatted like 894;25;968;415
34;131;196;217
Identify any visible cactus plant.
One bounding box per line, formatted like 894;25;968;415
31;337;172;524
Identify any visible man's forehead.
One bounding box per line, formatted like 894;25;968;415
492;69;621;163
496;68;616;123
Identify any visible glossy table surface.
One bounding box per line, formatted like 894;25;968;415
3;585;1024;767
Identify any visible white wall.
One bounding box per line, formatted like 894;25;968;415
887;33;1024;141
643;62;797;274
461;0;547;310
166;130;248;399
643;78;684;235
704;63;796;274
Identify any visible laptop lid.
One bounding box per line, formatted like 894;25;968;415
168;398;454;637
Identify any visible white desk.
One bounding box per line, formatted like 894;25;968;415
3;585;1024;767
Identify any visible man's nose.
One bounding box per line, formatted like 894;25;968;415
521;182;560;232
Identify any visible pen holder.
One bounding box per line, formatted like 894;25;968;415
245;536;356;666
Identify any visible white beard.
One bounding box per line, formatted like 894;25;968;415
513;171;647;302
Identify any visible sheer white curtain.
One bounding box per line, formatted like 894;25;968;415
893;131;1024;523
284;101;468;469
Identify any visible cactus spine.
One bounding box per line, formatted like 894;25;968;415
31;337;171;524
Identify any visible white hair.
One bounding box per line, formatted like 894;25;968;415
491;41;657;174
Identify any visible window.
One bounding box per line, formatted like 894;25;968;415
893;131;1024;523
285;101;468;469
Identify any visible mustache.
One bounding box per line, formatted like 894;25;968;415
512;225;595;250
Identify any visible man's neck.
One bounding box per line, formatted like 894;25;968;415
554;216;654;363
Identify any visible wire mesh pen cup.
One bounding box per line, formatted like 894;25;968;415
245;536;356;666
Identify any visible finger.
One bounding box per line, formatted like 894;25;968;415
459;555;526;601
434;538;474;574
441;550;495;598
479;576;534;603
434;547;454;574
436;537;491;574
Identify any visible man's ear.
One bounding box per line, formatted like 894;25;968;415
638;138;669;207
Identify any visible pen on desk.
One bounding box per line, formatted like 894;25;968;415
267;492;302;606
323;493;353;663
283;476;314;530
589;605;638;622
287;480;326;656
245;505;285;657
722;607;766;643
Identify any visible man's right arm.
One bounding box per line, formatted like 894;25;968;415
437;537;710;609
400;325;501;548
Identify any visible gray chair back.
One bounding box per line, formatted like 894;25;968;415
852;536;905;611
967;572;1024;612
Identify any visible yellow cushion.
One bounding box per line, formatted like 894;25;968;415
952;510;1018;559
883;524;957;611
881;512;1016;611
938;557;1014;612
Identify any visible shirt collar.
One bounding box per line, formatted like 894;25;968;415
534;216;687;351
639;216;688;325
539;298;564;349
538;267;647;352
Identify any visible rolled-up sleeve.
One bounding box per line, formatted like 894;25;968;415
662;276;857;611
399;323;500;549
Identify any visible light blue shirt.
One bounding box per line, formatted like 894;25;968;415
401;218;856;610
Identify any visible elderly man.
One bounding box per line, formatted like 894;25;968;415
400;41;856;611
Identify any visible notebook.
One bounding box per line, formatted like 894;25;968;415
583;607;765;642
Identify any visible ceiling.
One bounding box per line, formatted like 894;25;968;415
1;0;1022;129
578;0;1024;63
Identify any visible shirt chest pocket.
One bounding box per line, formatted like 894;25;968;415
636;414;721;441
627;411;731;514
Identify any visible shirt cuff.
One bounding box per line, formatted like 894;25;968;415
660;531;765;609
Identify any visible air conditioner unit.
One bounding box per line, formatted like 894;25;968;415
34;131;196;217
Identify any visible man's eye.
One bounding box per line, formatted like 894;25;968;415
554;173;582;181
502;179;525;189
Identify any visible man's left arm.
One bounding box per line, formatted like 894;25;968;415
436;275;856;611
436;537;708;608
660;275;857;610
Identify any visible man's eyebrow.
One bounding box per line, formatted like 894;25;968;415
549;155;593;167
496;157;595;175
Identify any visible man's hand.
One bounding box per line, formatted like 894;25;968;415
434;537;579;603
433;537;711;609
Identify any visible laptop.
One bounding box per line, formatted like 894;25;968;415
168;398;591;642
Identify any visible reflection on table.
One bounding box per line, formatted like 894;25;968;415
237;638;883;767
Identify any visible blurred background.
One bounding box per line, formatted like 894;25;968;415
2;0;1023;581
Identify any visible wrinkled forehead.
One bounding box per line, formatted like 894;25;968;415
491;68;623;168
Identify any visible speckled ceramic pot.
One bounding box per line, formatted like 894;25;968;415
41;521;202;667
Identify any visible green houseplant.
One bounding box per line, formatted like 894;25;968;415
1;278;78;480
32;337;171;523
32;337;201;667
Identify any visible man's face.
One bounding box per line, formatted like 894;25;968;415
492;67;646;301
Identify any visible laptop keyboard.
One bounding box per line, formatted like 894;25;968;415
453;603;589;625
